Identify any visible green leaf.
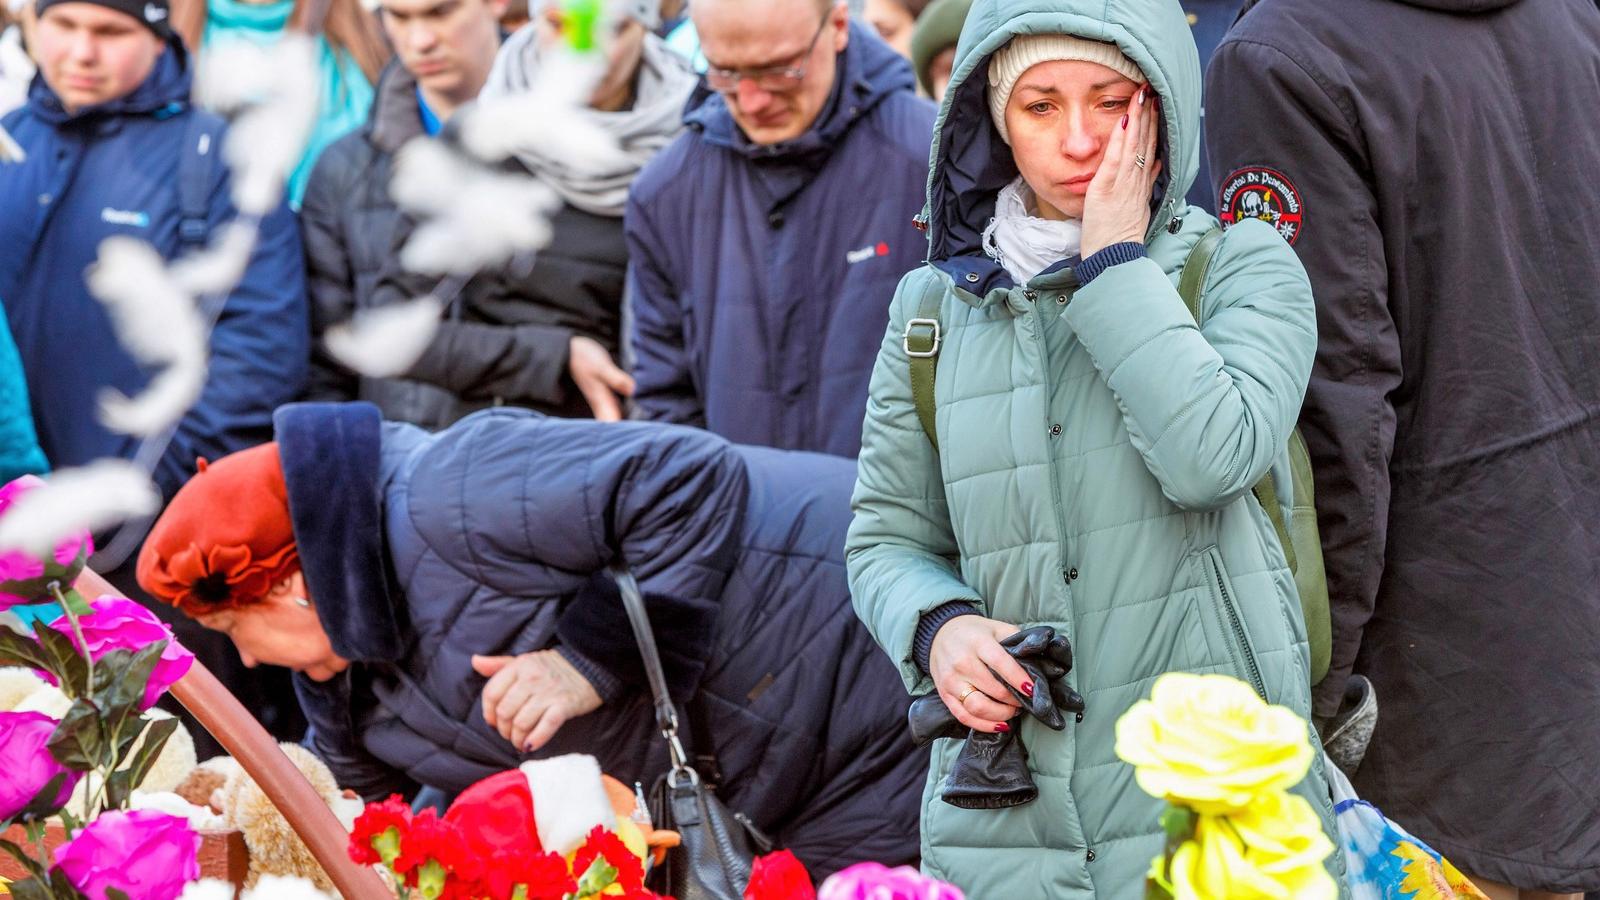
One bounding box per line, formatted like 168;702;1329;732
0;837;47;881
57;805;81;833
93;642;165;738
107;888;131;900
50;865;89;899
57;588;93;618
48;697;107;771
0;627;52;673
6;875;58;900
34;624;89;698
104;716;178;808
573;858;618;898
1159;805;1195;843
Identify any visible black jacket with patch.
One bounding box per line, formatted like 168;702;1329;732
300;61;624;428
1205;0;1600;890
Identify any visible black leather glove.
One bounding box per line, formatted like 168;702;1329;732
907;626;1086;809
942;730;1037;809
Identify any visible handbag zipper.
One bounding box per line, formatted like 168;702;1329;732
1208;552;1267;699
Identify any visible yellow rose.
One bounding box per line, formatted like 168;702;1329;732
1168;798;1337;900
1115;673;1315;813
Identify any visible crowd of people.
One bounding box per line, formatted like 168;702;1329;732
1;0;1597;895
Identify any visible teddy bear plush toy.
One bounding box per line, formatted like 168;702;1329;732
171;745;365;892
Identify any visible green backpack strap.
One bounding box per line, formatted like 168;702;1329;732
1179;227;1296;572
905;281;944;452
1178;227;1226;324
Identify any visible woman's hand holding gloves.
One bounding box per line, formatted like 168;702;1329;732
473;650;603;752
1079;84;1163;258
929;616;1033;732
917;625;1087;809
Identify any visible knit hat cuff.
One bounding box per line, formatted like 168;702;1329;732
987;34;1144;143
35;0;173;39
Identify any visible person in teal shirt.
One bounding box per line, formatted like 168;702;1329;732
171;0;390;206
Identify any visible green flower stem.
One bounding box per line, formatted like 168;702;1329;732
47;581;94;698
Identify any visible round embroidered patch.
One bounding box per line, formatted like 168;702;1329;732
1218;166;1305;245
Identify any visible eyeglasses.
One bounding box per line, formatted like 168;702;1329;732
704;16;830;94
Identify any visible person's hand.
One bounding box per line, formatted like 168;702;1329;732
1080;84;1163;258
472;650;603;752
568;335;634;422
928;615;1031;732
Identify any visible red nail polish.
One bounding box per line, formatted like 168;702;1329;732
994;722;1010;733
1121;114;1129;130
1021;681;1035;697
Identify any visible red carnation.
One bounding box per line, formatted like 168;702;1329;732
744;850;815;900
572;825;644;892
348;795;412;866
482;848;577;900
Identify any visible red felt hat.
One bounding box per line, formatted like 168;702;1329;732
136;443;300;617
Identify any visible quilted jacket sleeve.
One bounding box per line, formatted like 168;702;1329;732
846;270;986;695
624;192;706;427
411;413;745;698
1063;218;1316;512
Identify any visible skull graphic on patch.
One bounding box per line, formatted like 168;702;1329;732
1218;166;1305;245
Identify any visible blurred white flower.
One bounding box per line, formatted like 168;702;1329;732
0;122;23;163
458;52;627;173
86;237;208;437
390;138;560;274
0;460;159;557
200;36;319;215
243;874;337;900
171;221;259;298
322;295;444;378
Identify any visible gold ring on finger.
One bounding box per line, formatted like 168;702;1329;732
959;685;978;703
1134;154;1147;169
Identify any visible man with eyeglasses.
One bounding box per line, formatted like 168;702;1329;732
625;0;934;458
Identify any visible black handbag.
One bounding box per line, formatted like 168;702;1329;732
609;566;772;900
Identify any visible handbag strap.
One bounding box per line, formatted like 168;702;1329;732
608;564;698;784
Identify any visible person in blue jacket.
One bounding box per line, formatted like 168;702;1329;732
136;402;924;876
626;0;935;458
0;0;310;753
0;0;309;509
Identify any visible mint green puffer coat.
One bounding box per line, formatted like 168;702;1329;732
844;0;1346;896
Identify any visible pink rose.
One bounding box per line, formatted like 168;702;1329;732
818;863;965;900
46;596;194;709
0;475;94;610
0;711;83;820
54;809;200;900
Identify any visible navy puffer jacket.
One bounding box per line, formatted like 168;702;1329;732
626;24;935;457
278;403;921;874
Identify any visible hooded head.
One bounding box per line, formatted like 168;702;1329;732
923;0;1200;289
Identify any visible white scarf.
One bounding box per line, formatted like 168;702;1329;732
982;177;1083;285
480;28;696;217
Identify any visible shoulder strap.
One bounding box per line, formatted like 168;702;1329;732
177;111;220;255
609;564;698;779
1178;227;1226;325
905;281;944;452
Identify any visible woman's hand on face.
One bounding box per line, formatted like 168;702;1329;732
1080;84;1163;259
928;615;1031;732
472;650;603;752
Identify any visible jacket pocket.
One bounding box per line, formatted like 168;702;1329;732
1200;547;1267;699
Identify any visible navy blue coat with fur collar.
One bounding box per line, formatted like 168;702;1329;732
273;403;921;873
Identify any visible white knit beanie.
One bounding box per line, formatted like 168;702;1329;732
987;34;1145;144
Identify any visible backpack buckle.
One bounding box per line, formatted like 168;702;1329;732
903;318;941;358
